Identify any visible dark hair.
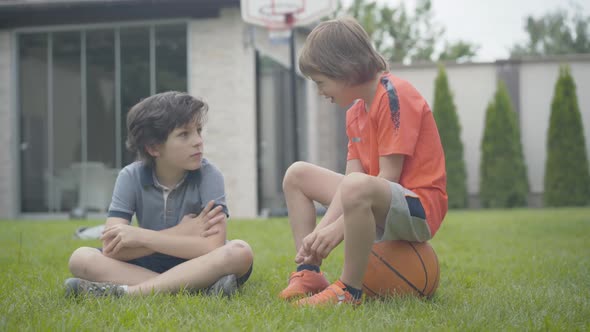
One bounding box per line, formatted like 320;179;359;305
125;91;208;166
299;17;388;85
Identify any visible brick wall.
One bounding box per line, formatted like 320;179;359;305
188;8;258;218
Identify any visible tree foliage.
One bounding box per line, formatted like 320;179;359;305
480;82;529;208
544;66;590;206
511;5;590;56
433;66;468;208
438;41;479;63
340;0;479;63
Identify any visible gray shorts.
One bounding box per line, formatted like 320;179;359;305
376;182;432;243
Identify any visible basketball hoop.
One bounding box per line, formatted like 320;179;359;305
259;2;303;17
240;0;337;163
241;0;336;30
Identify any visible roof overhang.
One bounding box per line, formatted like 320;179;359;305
0;0;240;29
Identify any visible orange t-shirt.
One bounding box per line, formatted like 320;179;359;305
346;73;448;236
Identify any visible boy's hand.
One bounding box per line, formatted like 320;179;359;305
295;243;321;265
296;221;344;264
179;200;225;237
101;224;145;255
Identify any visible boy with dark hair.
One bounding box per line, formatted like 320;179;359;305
65;91;253;297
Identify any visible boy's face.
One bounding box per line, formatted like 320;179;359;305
151;120;204;171
310;73;353;108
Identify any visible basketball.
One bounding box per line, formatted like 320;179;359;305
362;240;440;298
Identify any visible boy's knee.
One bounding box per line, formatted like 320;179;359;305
225;240;253;273
68;247;101;277
228;239;253;262
340;172;373;210
282;161;312;191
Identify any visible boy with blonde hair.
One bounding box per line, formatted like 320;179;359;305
279;17;447;306
65;91;253;297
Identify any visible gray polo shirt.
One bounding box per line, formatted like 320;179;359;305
108;158;228;230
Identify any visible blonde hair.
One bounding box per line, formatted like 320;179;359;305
299;17;388;85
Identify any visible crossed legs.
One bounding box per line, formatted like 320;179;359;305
68;239;253;295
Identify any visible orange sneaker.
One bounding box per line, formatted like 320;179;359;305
278;270;330;300
294;280;362;306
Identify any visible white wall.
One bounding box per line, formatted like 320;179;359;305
188;8;258;218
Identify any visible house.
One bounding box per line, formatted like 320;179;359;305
1;1;588;220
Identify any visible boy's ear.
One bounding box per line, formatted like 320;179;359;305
146;145;161;158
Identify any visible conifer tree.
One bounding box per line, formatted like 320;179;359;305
480;81;529;208
544;66;590;206
433;66;468;208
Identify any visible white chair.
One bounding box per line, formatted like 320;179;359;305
74;162;119;212
44;168;78;212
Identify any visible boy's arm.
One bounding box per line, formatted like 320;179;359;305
102;166;149;261
110;162;229;260
377;154;404;183
134;215;226;259
135;203;226;259
102;201;226;260
101;216;211;261
374;87;421;183
101;217;155;261
345;159;364;174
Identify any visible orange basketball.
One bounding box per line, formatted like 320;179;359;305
362;240;440;298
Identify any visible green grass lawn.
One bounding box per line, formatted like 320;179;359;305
1;208;589;331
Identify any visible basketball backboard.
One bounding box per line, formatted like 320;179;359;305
241;0;337;30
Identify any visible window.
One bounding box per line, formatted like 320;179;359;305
19;33;48;212
87;29;116;168
18;23;187;213
256;55;307;215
